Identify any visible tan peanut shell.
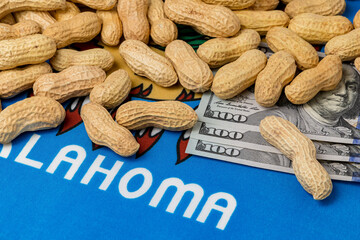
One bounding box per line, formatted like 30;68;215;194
50;48;114;72
13;11;57;32
148;0;166;24
81;102;139;157
0;14;16;24
266;27;319;70
90;69;132;109
70;0;117;10
355;57;360;72
354;10;360;29
148;0;177;47
285;55;342;104
285;0;346;18
0;0;66;19
281;0;294;4
325;29;360;61
211;49;267;99
96;10;122;46
150;19;178;47
51;1;80;21
165;40;213;92
288;13;353;44
33;65;106;103
0;63;52;98
201;0;256;10
164;0;241;38
117;0;150;44
234;10;290;36
259;116;333;200
255;51;296;107
119;40;178;87
197;29;261;68
249;0;279;10
115;100;198;131
43;12;101;48
0;96;65;144
0;20;41;40
0;34;57;70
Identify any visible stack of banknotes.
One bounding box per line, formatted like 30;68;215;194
186;44;360;182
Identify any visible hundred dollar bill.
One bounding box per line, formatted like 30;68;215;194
186;138;360;182
190;121;360;162
197;87;360;145
196;42;360;144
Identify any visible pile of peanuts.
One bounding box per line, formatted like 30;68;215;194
0;0;358;199
0;0;202;158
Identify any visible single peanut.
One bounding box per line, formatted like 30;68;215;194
97;9;122;46
165;40;213;92
354;10;360;29
13;11;57;32
0;0;66;19
70;0;117;10
197;29;261;68
117;0;150;44
164;0;241;38
50;48;114;72
248;0;279;10
119;40;178;88
266;27;319;70
43;12;102;49
285;55;342;105
81;102;139;157
0;96;65;144
233;10;290;36
288;13;353;44
285;0;346;18
51;1;80;22
0;63;52;98
260;116;333;200
148;0;178;47
0;34;57;70
90;69;132;110
255;51;296;107
0;20;41;40
33;65;106;103
211;49;267;99
324;28;360;61
201;0;256;10
0;14;16;24
116;100;198;131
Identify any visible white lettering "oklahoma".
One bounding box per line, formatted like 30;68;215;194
1;134;237;230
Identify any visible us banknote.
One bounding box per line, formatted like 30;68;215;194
190;121;360;162
196;42;360;144
186;138;360;182
196;88;360;144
